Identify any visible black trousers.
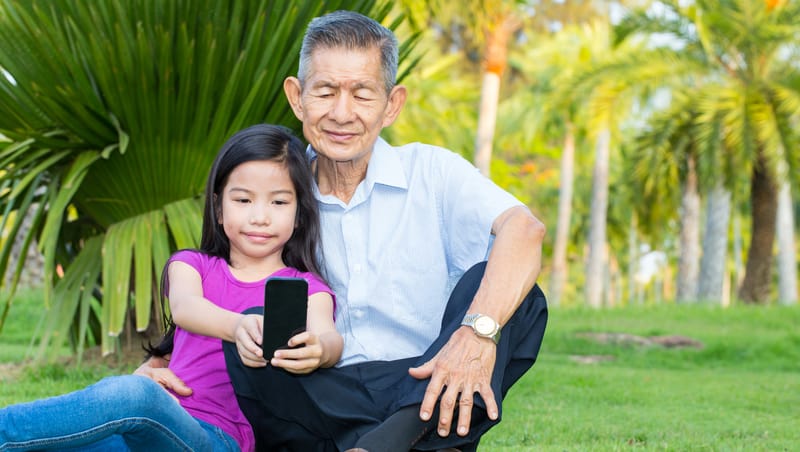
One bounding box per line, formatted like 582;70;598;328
223;262;548;451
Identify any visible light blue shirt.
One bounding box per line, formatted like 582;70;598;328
312;137;523;366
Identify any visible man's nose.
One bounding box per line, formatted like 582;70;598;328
329;94;355;122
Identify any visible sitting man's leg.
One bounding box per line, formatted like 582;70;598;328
224;263;547;452
222;306;339;452
343;261;548;451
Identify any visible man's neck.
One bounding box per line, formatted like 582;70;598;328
315;155;370;205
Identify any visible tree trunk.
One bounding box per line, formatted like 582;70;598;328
738;151;778;303
697;183;731;303
585;129;610;308
549;125;576;306
628;215;638;305
775;180;797;304
474;16;516;176
3;207;45;289
676;154;701;302
474;72;500;176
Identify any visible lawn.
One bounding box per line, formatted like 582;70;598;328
2;289;799;451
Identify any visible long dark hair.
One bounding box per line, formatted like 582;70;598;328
200;123;321;274
146;124;321;358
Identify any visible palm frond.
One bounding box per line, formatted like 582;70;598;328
0;0;403;357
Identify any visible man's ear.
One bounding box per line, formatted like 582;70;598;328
284;77;304;122
381;84;407;128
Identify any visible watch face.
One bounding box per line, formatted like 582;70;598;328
474;316;496;335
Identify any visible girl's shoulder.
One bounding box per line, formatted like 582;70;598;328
273;267;332;296
169;249;226;274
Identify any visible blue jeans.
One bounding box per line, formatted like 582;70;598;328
0;375;239;451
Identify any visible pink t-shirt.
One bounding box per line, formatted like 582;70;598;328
167;250;333;452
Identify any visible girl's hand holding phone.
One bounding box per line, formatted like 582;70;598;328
234;313;268;368
270;331;325;374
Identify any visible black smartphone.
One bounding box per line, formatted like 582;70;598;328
261;277;308;357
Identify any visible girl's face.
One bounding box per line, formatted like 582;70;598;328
218;159;297;269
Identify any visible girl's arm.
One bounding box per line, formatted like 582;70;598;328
167;260;244;342
271;291;342;373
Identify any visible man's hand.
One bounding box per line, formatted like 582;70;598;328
408;327;498;438
234;314;268;367
134;355;192;397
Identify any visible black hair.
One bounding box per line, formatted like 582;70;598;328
145;124;322;358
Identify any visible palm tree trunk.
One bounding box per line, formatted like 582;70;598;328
474;72;500;176
549;124;576;306
585;128;610;308
697;183;731;303
628;215;638;305
739;151;778;304
676;154;700;302
474;15;516;176
775;180;797;304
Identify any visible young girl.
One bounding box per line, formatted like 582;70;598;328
0;124;341;452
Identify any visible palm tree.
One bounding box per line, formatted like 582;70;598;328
616;0;800;303
0;0;405;357
552;21;663;307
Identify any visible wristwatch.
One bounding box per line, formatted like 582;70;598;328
461;313;501;344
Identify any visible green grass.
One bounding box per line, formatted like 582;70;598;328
483;304;800;451
0;289;140;405
2;290;799;450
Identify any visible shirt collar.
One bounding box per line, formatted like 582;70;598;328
364;137;408;191
307;137;409;201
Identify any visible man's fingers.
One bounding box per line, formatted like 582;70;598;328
479;383;499;420
153;369;192;396
419;374;444;422
436;384;460;437
456;391;474;436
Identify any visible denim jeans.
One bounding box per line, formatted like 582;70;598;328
0;375;239;451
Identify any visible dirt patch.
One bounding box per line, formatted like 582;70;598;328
569;354;616;364
576;332;704;349
0;345;149;381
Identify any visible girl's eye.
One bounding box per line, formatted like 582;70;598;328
273;200;288;205
235;198;251;204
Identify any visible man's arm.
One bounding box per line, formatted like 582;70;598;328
408;204;545;437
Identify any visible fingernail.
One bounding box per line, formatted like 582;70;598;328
458;426;467;435
420;411;429;420
438;429;447;436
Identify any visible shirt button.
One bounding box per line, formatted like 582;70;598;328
353;264;362;274
353;309;364;319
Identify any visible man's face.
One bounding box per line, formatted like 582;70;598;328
285;46;405;165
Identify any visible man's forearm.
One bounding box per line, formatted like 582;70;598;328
468;206;545;325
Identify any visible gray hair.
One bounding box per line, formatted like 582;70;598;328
297;10;399;94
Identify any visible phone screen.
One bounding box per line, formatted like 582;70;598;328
261;277;308;357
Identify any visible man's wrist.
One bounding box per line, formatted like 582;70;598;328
461;313;501;344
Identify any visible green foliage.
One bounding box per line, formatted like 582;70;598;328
0;0;399;357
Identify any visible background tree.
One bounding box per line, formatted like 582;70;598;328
0;0;412;357
616;0;800;303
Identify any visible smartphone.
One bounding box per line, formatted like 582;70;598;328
261;277;308;357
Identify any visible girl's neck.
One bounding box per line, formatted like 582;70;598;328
314;155;369;205
228;254;286;283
